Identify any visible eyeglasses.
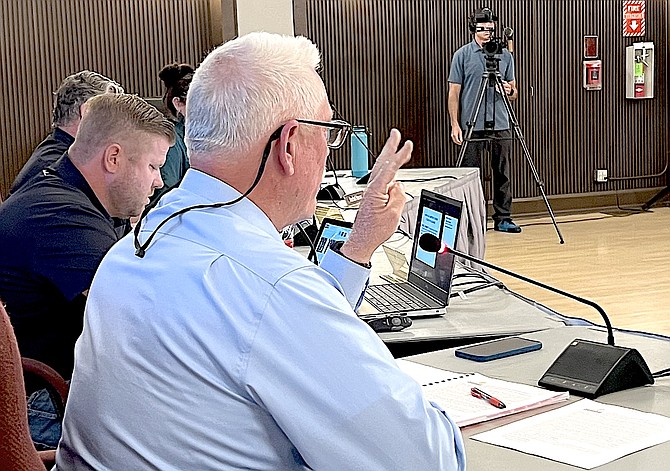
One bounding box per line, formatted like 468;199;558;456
295;119;351;149
476;27;495;33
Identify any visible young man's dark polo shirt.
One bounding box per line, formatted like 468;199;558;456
0;154;121;378
10;127;75;195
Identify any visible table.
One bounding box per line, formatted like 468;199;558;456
409;326;670;470
379;264;574;357
319;168;572;357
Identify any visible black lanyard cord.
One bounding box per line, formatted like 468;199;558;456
134;127;282;258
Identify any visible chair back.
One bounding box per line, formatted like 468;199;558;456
0;303;46;470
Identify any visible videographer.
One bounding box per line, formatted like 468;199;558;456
448;7;521;233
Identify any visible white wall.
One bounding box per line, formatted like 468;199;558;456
236;0;294;36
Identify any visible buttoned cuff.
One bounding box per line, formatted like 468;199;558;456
320;248;371;309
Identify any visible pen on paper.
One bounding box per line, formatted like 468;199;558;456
471;387;506;409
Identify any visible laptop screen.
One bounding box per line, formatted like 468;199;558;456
407;190;463;303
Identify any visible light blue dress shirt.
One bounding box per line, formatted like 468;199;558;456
56;169;465;470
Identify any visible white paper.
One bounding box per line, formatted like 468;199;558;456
472;399;670;469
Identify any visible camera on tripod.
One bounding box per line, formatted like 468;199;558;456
483;37;506;57
469;8;513;61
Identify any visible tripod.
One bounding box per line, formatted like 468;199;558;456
456;55;564;244
641;169;669;210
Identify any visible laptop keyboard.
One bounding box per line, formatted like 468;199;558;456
364;283;434;312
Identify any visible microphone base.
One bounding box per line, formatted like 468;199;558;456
538;339;654;399
317;184;345;201
365;315;412;333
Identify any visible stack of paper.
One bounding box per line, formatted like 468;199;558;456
397;359;569;427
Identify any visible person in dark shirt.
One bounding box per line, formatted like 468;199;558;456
10;70;124;195
0;93;175;378
149;63;194;206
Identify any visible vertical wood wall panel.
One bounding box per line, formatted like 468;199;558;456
301;0;668;202
0;0;216;198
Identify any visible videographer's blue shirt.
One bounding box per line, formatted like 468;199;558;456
449;40;515;131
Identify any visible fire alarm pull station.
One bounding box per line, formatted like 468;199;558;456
626;42;654;99
583;60;602;90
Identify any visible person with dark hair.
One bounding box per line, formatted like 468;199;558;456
449;7;521;233
150;63;194;205
10;70;124;195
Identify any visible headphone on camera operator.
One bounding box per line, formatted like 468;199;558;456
468;7;497;33
467;8;514;58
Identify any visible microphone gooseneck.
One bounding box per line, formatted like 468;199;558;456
418;235;654;398
418;233;615;346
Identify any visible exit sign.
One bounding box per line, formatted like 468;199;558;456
623;0;646;37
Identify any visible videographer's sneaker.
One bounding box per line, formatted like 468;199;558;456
494;219;522;233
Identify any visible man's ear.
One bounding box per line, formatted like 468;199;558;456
276;121;299;176
102;143;123;173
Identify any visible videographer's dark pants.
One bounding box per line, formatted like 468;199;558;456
461;129;513;224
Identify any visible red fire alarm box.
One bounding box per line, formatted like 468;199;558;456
583;60;602;90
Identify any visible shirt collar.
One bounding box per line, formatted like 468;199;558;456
49;153;112;220
163;168;282;242
53;127;75;146
469;40;484;53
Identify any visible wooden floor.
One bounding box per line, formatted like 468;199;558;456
484;205;670;337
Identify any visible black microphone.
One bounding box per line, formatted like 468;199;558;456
418;233;654;398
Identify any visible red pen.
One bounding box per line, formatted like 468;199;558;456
471;387;506;409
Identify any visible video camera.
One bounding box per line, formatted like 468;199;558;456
468;8;513;59
482;36;506;56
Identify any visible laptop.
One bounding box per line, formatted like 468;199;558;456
358;190;463;318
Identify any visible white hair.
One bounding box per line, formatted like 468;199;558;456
186;32;326;159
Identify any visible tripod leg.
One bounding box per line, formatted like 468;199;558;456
641;186;670;210
492;74;565;243
456;72;490;167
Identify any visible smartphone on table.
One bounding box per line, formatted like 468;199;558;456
455;337;542;362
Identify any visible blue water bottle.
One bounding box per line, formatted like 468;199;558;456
351;126;369;178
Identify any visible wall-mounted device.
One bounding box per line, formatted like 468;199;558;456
583;60;602;90
626;42;654;99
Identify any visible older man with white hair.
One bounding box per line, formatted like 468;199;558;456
56;33;465;470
